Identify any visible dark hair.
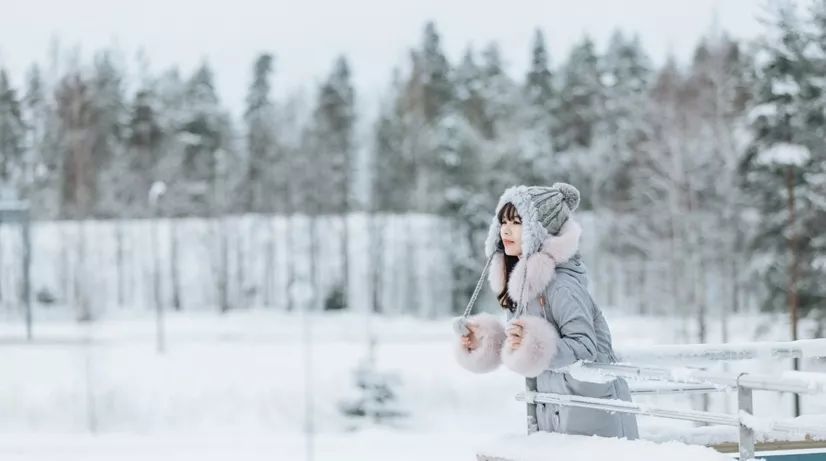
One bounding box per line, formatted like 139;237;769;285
496;202;521;311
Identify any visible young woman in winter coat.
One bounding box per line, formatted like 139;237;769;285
453;183;639;439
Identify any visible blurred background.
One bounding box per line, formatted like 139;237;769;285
0;0;824;459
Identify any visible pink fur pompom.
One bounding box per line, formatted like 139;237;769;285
454;313;506;373
501;315;560;377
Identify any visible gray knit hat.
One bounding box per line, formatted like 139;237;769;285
483;183;580;258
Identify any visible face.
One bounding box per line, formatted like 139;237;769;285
499;213;523;257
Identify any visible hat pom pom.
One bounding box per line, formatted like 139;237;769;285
553;182;580;212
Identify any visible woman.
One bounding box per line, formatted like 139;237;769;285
453;183;638;439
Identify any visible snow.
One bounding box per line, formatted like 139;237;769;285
739;410;778;434
562;360;618;384
0;309;824;459
476;432;732;461
0;431;484;461
756;143;811;167
771;77;801;96
781;371;826;392
645;415;826;446
747;103;777;122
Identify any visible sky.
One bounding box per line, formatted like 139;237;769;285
0;0;767;119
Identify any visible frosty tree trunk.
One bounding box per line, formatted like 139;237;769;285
217;218;230;313
786;166;801;417
310;217;319;312
170;220;181;311
152;215;165;353
370;214;384;314
342;214;349;311
0;231;4;306
235;224;244;307
285;216;295;312
115;222;124;308
75;220;91;322
263;218;274;307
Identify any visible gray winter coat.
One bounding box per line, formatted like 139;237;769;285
506;258;639;439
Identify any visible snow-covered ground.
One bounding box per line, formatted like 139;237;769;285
0;308;823;460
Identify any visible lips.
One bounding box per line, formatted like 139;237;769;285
504;240;515;245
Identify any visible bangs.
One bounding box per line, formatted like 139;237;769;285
497;202;520;223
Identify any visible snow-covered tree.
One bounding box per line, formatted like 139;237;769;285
519;28;557;181
55;72;101;218
372;71;412;213
0;69;26;197
307;55;355;215
743;2;826;328
22;64;61;218
243;53;278;213
590;30;652;211
339;338;407;427
555;36;604;154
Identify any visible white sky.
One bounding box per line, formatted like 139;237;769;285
0;0;766;119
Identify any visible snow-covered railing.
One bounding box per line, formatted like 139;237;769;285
516;338;826;461
571;362;826;395
617;338;826;364
515;390;826;435
629;382;729;396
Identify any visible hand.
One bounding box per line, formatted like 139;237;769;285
461;324;480;351
506;320;524;351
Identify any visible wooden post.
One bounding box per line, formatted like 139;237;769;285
526;377;538;434
737;373;755;461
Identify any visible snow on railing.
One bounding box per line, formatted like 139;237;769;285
617;338;826;364
564;362;826;395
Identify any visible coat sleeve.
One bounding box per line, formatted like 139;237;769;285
545;285;598;370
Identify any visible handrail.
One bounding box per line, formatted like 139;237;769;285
516;390;826;436
569;362;826;394
617;338;826;363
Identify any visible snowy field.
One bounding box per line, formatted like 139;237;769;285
0;308;824;460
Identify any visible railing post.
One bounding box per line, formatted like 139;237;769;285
526;377;538;434
737;373;755;460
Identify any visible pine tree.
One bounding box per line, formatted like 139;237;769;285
309;55;355;215
742;2;825;324
455;47;494;139
55;73;100;218
591;31;652;210
107;86;163;217
476;43;517;140
372;70;411;212
555;36;604;153
0;69;26;198
306;55;356;311
176;62;233;216
91;52;131;217
400;21;456;213
416;21;453;123
243;53;277;213
741;2;826;416
519;29;558;185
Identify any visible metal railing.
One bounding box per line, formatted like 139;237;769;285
516;338;826;461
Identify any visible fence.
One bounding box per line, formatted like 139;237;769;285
513;339;826;460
